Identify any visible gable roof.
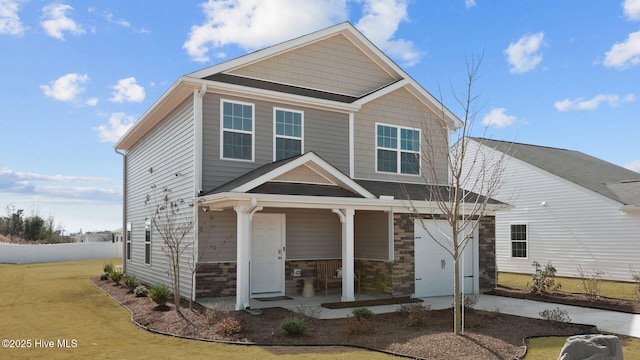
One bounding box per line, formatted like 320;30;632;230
472;137;640;207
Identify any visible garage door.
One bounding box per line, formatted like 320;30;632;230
414;220;475;297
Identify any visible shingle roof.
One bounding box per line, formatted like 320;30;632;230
355;179;504;204
472;137;640;206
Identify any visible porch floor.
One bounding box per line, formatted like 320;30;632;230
197;293;455;319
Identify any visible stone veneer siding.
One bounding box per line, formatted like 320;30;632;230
195;262;236;298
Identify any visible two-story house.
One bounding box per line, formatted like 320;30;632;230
115;22;500;310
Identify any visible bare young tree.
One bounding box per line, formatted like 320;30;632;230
411;54;509;335
145;185;196;313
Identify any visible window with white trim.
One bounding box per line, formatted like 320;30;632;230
376;124;420;175
144;220;151;265
221;100;254;161
510;224;528;258
126;222;131;261
274;108;303;161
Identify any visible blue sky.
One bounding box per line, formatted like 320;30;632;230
1;0;639;232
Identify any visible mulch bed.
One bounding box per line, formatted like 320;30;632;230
93;278;601;359
489;285;640;314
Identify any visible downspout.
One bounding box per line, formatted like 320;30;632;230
192;84;206;303
115;148;127;273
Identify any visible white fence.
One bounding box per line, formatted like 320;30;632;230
0;242;122;263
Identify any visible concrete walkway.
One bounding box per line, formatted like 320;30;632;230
199;294;640;338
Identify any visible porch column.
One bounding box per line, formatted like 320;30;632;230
333;208;355;302
234;205;250;310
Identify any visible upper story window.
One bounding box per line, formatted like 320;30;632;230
510;224;528;258
274;108;303;161
376;123;420;175
221;100;254;161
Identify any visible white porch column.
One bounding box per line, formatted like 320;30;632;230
234;205;250;310
333;208;355;302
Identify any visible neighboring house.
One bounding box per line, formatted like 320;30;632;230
114;22;502;310
464;137;640;282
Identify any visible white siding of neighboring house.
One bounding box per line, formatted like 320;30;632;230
465;141;640;282
125;98;197;298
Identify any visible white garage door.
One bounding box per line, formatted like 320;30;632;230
414;220;476;297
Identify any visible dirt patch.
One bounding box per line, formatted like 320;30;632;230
94;278;599;359
490;285;640;314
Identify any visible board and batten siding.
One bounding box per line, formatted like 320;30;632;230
228;33;397;97
466;141;640;282
201;93;349;191
353;87;449;184
125;98;197;298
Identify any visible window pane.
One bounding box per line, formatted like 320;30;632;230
510;224;527;240
275;110;302;138
511;241;527;258
275;138;302;160
401;152;419;174
377;125;397;149
223;102;252;131
223;132;252;160
401;128;419;151
377;149;397;172
510;224;527;258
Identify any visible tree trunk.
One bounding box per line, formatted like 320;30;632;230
453;256;462;335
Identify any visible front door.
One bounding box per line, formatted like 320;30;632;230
251;213;285;296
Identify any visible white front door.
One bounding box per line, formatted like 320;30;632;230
414;220;475;297
251;213;285;296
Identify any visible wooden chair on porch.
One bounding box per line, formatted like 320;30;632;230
316;261;360;295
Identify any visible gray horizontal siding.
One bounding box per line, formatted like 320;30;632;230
355;210;390;260
201;93;349;191
125;98;196;298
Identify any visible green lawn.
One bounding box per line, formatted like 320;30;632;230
0;259;392;360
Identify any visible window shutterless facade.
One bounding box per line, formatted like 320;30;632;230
144;220;151;265
221;99;254;161
125;222;131;261
376;123;420;175
510;224;528;258
273;108;303;161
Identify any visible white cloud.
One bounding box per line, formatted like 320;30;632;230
465;0;477;8
103;11;130;28
625;160;640;172
482;108;516;128
183;0;419;66
85;97;98;106
603;30;640;69
41;3;85;40
0;0;25;35
109;77;145;103
624;0;640;20
554;93;635;111
355;0;421;66
504;32;545;74
184;0;347;62
40;73;89;102
94;112;135;143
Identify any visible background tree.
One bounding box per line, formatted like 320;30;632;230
411;55;509;335
145;185;196;313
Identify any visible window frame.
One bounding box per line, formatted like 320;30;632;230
144;220;151;265
125;222;132;261
375;123;421;175
273;107;304;161
220;99;255;162
510;223;528;259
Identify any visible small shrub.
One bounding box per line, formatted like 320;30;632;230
279;317;307;336
214;317;243;336
351;307;374;320
123;274;139;291
630;266;640;300
99;272;109;281
576;265;604;300
133;285;148;297
109;270;123;284
103;262;114;274
529;260;561;294
148;283;171;306
396;303;431;326
343;317;375;334
539;307;571;324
